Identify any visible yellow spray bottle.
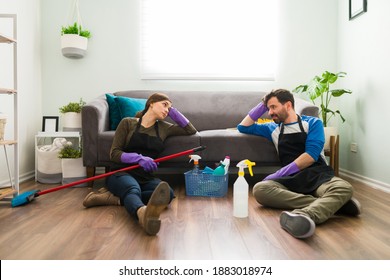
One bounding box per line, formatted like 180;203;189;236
233;159;256;218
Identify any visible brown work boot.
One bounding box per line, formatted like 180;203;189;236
83;187;120;208
137;181;170;235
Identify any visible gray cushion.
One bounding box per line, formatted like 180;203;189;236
199;129;279;165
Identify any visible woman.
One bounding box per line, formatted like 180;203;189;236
83;93;197;235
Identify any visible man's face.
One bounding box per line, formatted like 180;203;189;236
267;97;288;124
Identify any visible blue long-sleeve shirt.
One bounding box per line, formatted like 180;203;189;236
237;115;326;162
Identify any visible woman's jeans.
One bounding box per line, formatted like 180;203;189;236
106;173;174;219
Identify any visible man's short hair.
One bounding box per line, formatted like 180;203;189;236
263;89;295;108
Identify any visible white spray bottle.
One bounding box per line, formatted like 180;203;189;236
189;155;202;174
233;159;256;218
213;155;231;175
221;156;230;175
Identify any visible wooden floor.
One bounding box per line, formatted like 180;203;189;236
0;175;389;260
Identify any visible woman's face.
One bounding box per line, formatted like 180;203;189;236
150;100;172;120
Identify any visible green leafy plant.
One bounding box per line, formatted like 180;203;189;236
61;22;91;39
59;98;86;114
58;144;82;159
292;71;352;127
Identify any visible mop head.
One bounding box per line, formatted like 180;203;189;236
11;190;39;207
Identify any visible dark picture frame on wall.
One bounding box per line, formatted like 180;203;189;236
42;116;59;132
349;0;367;20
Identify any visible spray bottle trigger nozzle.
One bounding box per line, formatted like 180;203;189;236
236;159;256;176
189;154;201;163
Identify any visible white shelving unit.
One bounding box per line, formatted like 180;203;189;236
0;14;19;201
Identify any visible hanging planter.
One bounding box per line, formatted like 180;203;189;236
61;32;89;58
61;0;91;59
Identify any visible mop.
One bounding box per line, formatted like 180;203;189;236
11;146;206;207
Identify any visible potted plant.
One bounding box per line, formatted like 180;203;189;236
58;143;87;186
59;98;86;131
61;22;91;58
292;71;352;148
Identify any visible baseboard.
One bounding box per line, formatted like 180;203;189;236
0;170;35;188
340;168;390;194
2;169;390;194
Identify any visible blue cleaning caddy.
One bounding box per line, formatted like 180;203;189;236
184;171;228;197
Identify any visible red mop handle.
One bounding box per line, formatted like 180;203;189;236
37;146;206;196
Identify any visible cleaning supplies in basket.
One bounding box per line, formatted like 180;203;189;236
233;159;256;218
184;155;230;197
212;163;225;175
212;156;231;175
202;166;214;174
189;154;201;174
221;156;230;175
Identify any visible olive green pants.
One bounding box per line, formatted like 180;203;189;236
252;177;353;224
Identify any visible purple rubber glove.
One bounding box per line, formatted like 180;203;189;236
138;157;158;172
121;152;158;172
248;102;268;121
263;162;300;181
168;107;189;127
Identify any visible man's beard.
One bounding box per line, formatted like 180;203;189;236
271;110;287;124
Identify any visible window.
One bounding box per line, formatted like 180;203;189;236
140;0;278;80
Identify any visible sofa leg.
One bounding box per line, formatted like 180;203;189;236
86;166;96;188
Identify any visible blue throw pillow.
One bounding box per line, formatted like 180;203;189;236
105;93;121;130
115;96;147;119
105;94;147;130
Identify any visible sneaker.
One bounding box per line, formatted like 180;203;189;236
336;197;362;216
279;211;316;239
137;181;171;235
83;187;120;208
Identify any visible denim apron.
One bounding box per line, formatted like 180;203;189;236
273;115;334;194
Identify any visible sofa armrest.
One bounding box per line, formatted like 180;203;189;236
82;95;110;167
295;97;319;117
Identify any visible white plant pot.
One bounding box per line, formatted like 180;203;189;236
62;112;82;131
61;157;87;187
61;34;88;58
324;126;338;150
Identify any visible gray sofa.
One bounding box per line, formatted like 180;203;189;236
82;90;319;178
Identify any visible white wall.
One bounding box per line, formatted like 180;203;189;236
40;0;338;115
0;0;42;184
338;0;390;188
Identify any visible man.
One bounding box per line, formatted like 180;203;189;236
237;89;361;239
